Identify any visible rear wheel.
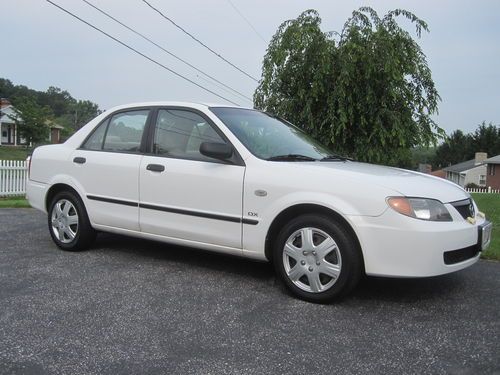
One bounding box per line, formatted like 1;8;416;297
273;214;362;303
48;191;96;251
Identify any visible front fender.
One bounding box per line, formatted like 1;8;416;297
241;190;389;260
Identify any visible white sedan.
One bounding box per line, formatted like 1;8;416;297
27;102;492;302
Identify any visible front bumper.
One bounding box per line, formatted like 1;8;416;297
348;205;489;277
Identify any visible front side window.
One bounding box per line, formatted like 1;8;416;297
153;109;225;161
82;110;149;152
210;107;334;160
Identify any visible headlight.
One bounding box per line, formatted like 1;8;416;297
387;197;453;222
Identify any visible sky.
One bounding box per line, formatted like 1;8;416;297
1;0;499;135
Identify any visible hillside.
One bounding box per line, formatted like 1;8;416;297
0;78;101;133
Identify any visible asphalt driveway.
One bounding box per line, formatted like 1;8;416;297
0;208;499;374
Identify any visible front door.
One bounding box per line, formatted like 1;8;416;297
1;124;12;145
139;108;245;249
0;124;8;144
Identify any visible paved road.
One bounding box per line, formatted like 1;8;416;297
0;208;499;375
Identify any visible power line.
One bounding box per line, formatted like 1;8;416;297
81;0;252;103
141;0;259;82
196;74;250;102
226;0;266;44
45;0;241;106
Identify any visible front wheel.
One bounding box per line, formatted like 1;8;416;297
273;214;362;303
48;191;96;251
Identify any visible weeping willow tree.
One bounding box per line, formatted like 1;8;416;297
254;7;444;165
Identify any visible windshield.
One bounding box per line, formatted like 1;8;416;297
210;107;335;160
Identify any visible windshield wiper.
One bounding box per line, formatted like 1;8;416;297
267;154;317;161
320;154;349;162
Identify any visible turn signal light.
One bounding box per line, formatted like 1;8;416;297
387;197;414;217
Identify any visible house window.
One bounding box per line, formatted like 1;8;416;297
479;175;486;185
1;131;6;137
490;165;496;176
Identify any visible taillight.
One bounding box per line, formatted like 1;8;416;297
27;156;32;180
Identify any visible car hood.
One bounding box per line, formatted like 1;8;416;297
308;161;468;203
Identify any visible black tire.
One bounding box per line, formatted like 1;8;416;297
48;190;96;251
273;214;363;303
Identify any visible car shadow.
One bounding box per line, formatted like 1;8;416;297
351;272;466;303
94;232;275;282
93;232;468;304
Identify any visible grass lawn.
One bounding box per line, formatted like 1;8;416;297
0;146;32;160
472;193;499;260
0;196;31;208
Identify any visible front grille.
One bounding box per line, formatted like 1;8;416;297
443;244;480;265
450;198;475;220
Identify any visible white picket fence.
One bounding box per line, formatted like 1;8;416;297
0;160;28;197
466;187;500;194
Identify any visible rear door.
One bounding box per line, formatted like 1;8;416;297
139;107;245;249
70;108;151;231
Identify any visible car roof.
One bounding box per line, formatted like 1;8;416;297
102;101;254;113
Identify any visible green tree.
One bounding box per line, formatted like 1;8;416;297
1;78;101;137
471;122;500;157
254;8;444;165
71;100;101;129
0;78;38;105
433;130;473;168
39;86;74;117
55;100;101;133
0;78;15;98
410;146;436;169
433;122;499;169
9;98;52;146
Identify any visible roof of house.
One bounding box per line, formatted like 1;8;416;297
483;155;500;164
1;106;63;129
44;120;64;130
443;159;479;173
0;98;12;108
0;105;19;124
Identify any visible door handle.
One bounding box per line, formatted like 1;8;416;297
146;164;165;172
73;157;86;164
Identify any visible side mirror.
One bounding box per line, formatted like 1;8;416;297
199;142;233;160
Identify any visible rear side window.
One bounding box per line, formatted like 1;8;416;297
82;110;149;152
83;119;108;150
153;109;224;161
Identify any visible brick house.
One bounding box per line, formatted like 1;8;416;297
483;155;500;189
430;169;446;179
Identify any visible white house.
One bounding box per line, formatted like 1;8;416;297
443;152;488;188
0;103;25;146
0;98;63;146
